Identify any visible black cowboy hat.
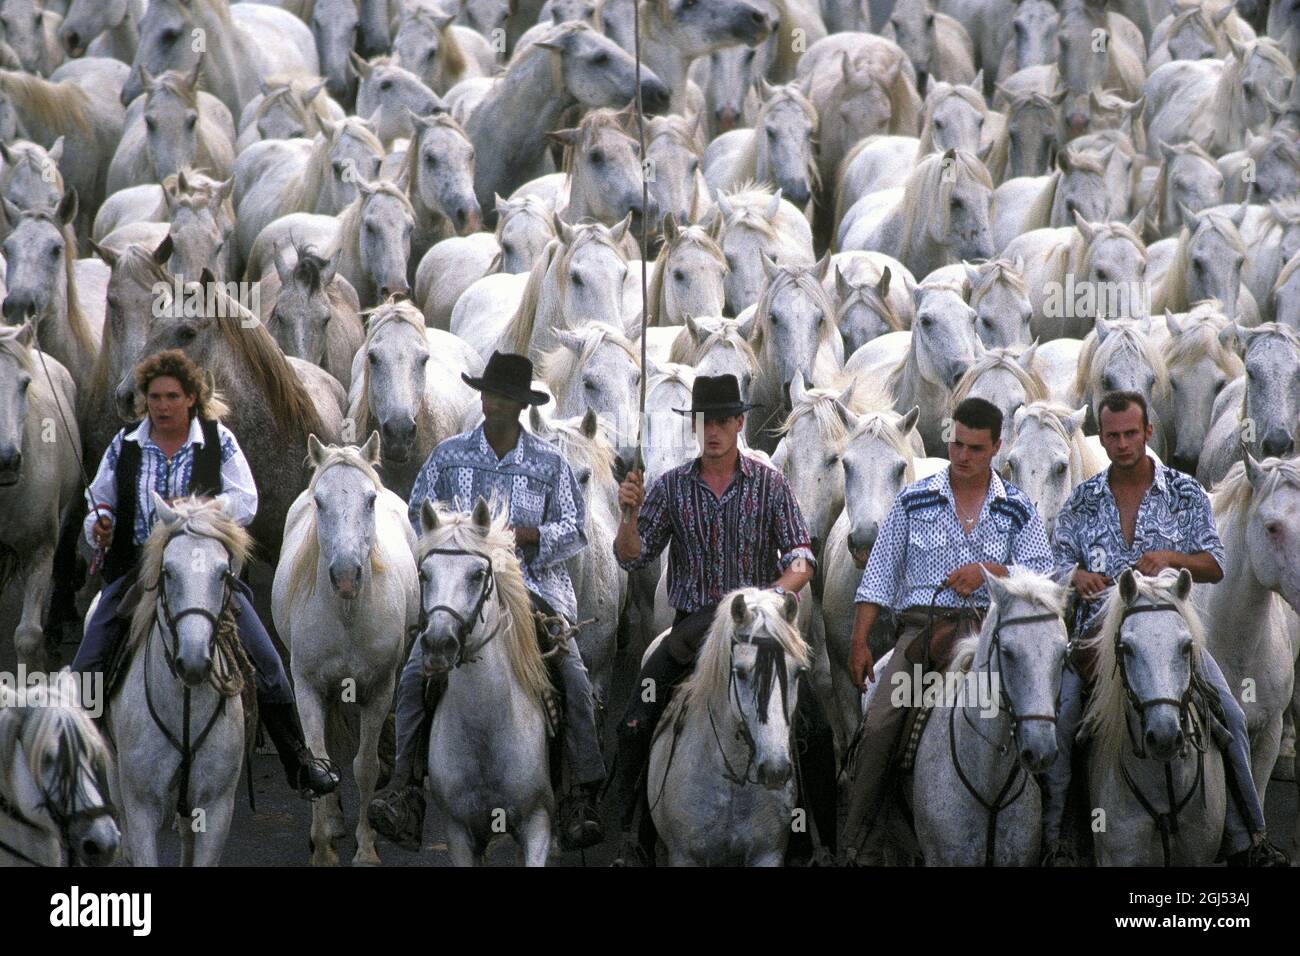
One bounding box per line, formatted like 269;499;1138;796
672;374;758;418
461;350;550;406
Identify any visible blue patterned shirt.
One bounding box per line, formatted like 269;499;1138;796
84;417;258;547
855;466;1053;611
1051;457;1225;634
407;423;586;623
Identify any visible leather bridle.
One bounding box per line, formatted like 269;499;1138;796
1113;602;1202;759
415;548;500;670
707;631;798;788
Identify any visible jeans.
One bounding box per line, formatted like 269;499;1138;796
73;571;294;703
392;591;606;787
1043;644;1261;855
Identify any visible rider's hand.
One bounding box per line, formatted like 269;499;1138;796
944;563;986;597
849;635;876;692
513;526;540;548
1071;568;1111;598
617;470;645;513
92;515;113;549
1135;551;1179;576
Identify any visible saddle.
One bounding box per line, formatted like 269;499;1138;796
893;611;982;772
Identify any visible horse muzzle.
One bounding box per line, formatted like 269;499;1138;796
756;756;792;790
1142;710;1185;762
0;448;21;485
1016;725;1058;774
420;630;459;676
329;562;364;600
71;817;121;867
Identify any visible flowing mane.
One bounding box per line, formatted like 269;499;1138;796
836;269;904;333
1211;455;1300;537
950;347;1049;407
0;70;95;143
537;325;639;396
1080;569;1207;769
559;109;634;179
350;298;430;436
899;149;993;256
969;258;1028;308
284;442;387;609
668;315;757;368
415;502;553;706
252;76;336;134
647;222;726;327
949;567;1069;675
710;183;782;241
289;117;383;214
660;588;808;729
127;497;254;652
774;375;888;448
1160;302;1242;379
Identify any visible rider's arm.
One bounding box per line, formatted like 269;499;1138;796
1176;483;1226;584
614;475;671;571
1167;550;1224;583
772;471;815;593
83;431;123;547
1010;501;1054;574
407;454;443;535
213;425;258;528
531;460;587;569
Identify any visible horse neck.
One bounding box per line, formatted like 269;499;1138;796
1203;507;1277;652
0;790;61;867
442;618;538;729
488;52;574;156
640;17;690;112
195;1;255;118
564;161;597;224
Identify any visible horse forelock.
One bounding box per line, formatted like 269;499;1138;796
974;567;1068;669
1212;455;1300;530
146;70;201;110
539;325;638;397
951;348;1048;408
416;502;553;705
0;676;111;816
353;300;428;431
1161;308;1242;377
0;324;35;374
751;266;839;361
902;149;991;249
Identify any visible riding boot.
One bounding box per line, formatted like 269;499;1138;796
611;721;657;867
260;700;341;799
368;675;444;852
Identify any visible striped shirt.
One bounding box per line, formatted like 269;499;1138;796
855;466;1053;611
1051;457;1225;635
616;453;815;614
407;424;586;624
83;416;258;547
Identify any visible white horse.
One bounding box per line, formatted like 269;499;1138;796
1197;456;1300;807
273;434;419;866
414;498;555;866
1000;401;1104;537
910;568;1068;865
0;673;120;867
949;345;1048;466
648;587;808;866
539;325;641;469
1159;305;1242;476
0;322;79;671
646;214;727;328
1069;317;1171;457
107;495;252;866
709;185;814;316
1082;568;1227;866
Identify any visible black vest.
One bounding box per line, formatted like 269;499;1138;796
102;418;224;584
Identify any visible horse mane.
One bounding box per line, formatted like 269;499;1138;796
836;270;903;332
415;501;553;705
964;567;1069;673
1148;141;1217;233
1152;210;1246;314
351;298;429;435
951;347;1048;408
648;360;694;394
532;411;617;485
538;325;639;396
254;75;335;132
1167;4;1230;58
1211;39;1294;149
127;497;254;652
203;283;329;437
1070;219;1147;283
668;316;757;369
646;114;704;156
749;264;841;381
647;223;725;327
12;205;95;357
1010;400;1092;482
916;82;987;156
968;258;1028;306
0;323;35;375
490;194;554;272
661;587;808;727
1211;455;1300;536
418;4;468;81
559;109;633;179
1081;569;1207;768
1071;319;1170;408
284;442;387;609
0;70;94;143
0;139;63;195
711;183;781;241
1275;249;1300;297
298;117;382;210
899;149;992;254
147;69;200;111
1161;302;1242;379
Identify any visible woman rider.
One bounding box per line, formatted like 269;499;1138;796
73;349;339;798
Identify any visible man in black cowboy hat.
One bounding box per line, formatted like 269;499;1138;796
368;350;607;852
610;373;837;865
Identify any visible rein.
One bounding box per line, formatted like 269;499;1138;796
1110;600;1209;866
414;547;501;669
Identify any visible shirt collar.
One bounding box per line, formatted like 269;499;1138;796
690;452;754;479
1103;454;1166;499
476;422;526;464
125;416;205;448
936;465;1004;506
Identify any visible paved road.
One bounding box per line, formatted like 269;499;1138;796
4;571;1296;866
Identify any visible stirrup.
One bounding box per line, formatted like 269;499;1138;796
294;752;341;799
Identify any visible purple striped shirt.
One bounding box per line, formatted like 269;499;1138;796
616;454;816;613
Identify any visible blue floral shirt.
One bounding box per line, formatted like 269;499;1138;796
855;466;1053;611
1051;457;1225;634
407;424;586;623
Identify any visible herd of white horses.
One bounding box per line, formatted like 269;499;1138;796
0;0;1298;866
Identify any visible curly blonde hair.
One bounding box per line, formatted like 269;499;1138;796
131;349;229;421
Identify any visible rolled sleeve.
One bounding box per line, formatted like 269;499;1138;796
615;475;672;572
773;474;816;572
214;426;258;528
1012;507;1054;574
855;497;907;607
533;460;587;569
407;454;442;534
83;431;123;548
1050;491;1087;579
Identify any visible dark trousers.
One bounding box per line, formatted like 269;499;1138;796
74;571;294;704
617;604;838;855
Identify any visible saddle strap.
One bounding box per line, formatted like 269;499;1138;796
1118;746;1206;867
947;704;1028;867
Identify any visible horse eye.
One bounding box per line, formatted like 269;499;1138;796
145;117;157;132
1054;461;1067;476
1213;380;1224;394
588;150;605;165
591;53;609;66
419;354;429;366
570;271;584;286
368;352;380;364
186;114;197;130
379;80;393;92
672;269;686;282
425;155;438;167
161;28;180;43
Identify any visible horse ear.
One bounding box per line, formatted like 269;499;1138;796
609;211;633;244
56;188;77;226
1072;208;1096;243
420;498;440;534
1173;567;1192;601
13;319;34;348
0;195;19;226
899;404;921;435
47;135;63;164
1126;209;1145;237
715;192;733;222
781;589;798;622
303;79;328;106
1056;147;1072;173
545;127;581;148
580;407;599;438
90;239;118;268
876;265;891;299
730;592;748;625
185;55;203;91
1094;314;1112;343
1016;339;1039;371
349;51;374;79
471;495;491;531
764;188;783;221
1065;405;1087;437
1118;567;1138;604
1217;320;1242;355
320;248;340;288
528;403;544;432
555;326;587;353
814;250;832;283
833;265;850;301
552;212;575;245
153;491;177;525
1243;450;1265;488
152;232;174;266
138;64;155;91
360;430;382;463
736;306;758;340
1226;34;1247;62
661;211;679;244
979;565;1005;605
307;433;326;466
684;313;702;342
760;251;778;280
1164;308;1184;338
1229;200;1248;229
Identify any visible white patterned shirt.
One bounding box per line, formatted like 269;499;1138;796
1051;457;1225;634
83;417;258;547
407;423;586;623
855;466;1053;611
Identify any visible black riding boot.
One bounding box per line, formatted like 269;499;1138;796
260;700;340;799
787;676;838;864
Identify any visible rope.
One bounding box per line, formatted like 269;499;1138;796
623;0;650;526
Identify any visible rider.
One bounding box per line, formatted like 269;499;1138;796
840;397;1054;861
74;349;340;798
1042;389;1289;866
612;373;836;866
367;350;607;853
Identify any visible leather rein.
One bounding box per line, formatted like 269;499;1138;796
414;547;501;670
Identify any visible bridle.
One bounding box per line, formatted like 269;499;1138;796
414;547;500;670
1110;599;1209;867
0;709;116;868
706;630;798;788
140;542;240;819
